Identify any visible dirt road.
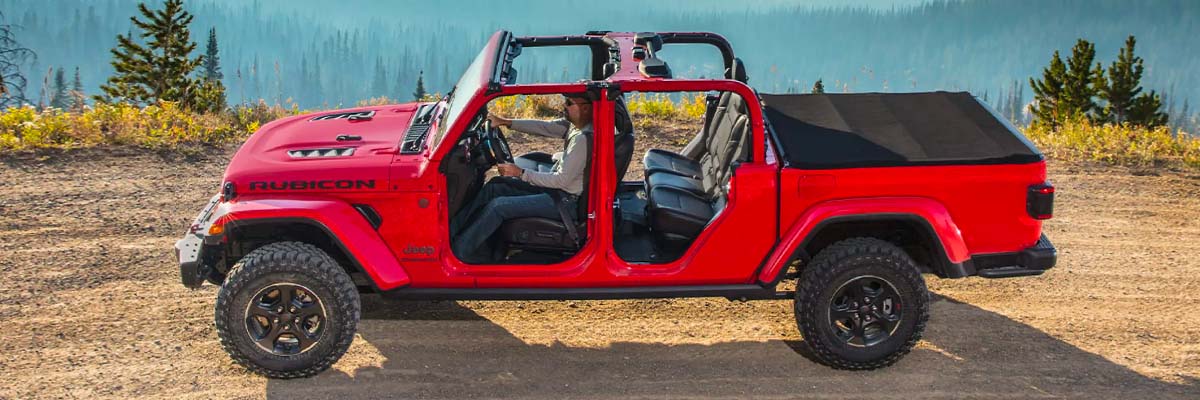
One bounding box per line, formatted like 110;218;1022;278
1;141;1198;399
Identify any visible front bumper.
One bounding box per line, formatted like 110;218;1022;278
970;234;1058;278
175;194;225;288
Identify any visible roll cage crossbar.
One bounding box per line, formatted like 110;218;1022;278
490;31;740;92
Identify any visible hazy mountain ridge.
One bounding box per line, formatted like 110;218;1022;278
3;0;1197;125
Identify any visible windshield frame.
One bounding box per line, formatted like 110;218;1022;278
430;31;510;152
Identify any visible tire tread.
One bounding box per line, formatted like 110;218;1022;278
795;237;929;370
214;241;360;379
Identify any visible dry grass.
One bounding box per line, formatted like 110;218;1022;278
3;96;1197;171
0;101;295;150
1025;118;1200;169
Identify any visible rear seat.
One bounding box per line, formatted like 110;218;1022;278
646;93;749;195
642;92;732;179
645;93;751;242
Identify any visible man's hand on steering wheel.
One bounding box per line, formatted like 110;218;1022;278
487;114;512;128
496;163;522;177
481;113;515;165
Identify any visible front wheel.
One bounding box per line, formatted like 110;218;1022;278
215;242;361;379
795;237;929;370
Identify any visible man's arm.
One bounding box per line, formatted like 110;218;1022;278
509;118;571;139
520;132;588;195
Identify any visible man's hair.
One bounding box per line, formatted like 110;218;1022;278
562;92;594;104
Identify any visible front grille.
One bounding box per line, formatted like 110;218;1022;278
287;148;356;158
310;110;375;121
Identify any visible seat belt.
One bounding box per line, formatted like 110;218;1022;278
549;130;584;249
549;190;582;248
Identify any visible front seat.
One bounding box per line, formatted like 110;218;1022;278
499;130;594;254
497;96;635;259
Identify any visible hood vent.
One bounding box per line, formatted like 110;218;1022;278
400;103;437;154
288;147;356;158
310;110;375;121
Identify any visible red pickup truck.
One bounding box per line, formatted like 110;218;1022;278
175;31;1056;378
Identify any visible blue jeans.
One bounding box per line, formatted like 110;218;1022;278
450;177;566;263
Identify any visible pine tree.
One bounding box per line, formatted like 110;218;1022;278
194;28;226;113
70;67;85;111
1030;51;1067;128
1180;99;1191;133
371;56;387;98
272;60;282;106
811;79;825;94
311;57;323;106
1031;40;1103;128
250;55;260;101
299;55;310;106
98;0;203;109
50;67;68;109
1062;39;1102;121
37;66;52;109
192;79;226;113
1102;36;1168;128
1016;80;1026;124
392;65;405;101
1098;36;1144;124
1127;90;1168;128
412;70;426;101
201;27;222;81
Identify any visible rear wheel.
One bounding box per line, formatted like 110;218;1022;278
795;237;929;370
215;242;360;378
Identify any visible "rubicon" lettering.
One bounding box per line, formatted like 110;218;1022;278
248;180;376;191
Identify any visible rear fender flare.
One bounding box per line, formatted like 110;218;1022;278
756;197;968;285
214;197;411;290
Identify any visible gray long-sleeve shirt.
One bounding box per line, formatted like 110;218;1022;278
510;118;591;196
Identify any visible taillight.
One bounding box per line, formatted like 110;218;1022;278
1027;183;1055;220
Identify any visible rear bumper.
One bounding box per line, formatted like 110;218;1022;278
963;234;1058;278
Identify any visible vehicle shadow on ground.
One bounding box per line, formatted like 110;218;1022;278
265;293;1197;399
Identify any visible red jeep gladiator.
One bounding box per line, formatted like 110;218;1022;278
176;31;1056;378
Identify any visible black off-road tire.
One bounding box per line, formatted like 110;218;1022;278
795;237;929;370
214;242;360;379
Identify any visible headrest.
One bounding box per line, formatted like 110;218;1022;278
726;57;749;83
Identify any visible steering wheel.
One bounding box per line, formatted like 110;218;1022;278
481;117;515;165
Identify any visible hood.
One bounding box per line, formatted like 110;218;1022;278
223;102;431;196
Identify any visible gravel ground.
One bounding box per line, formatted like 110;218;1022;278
1;124;1198;399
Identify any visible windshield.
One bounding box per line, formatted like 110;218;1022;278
432;46;491;147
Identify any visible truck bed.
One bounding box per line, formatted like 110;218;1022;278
762;92;1043;169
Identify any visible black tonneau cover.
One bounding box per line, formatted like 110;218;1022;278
762;92;1042;169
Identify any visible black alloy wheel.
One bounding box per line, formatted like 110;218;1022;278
827;275;903;348
244;283;328;356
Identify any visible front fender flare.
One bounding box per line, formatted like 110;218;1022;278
213;196;411;290
756;197;969;285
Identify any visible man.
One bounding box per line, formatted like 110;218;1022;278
449;92;593;263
